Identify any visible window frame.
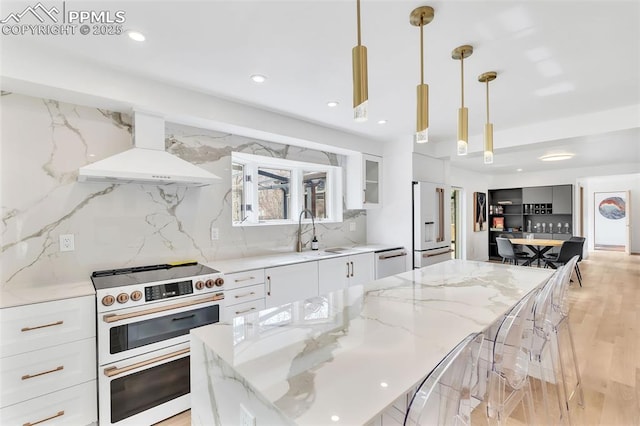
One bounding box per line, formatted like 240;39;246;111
231;152;343;226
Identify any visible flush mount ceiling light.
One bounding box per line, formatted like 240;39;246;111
452;45;473;155
127;30;145;42
410;6;434;144
250;74;267;83
479;71;497;164
352;0;368;122
327;101;339;108
539;153;575;162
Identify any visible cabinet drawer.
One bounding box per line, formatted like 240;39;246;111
224;269;265;290
0;379;97;426
0;295;95;358
225;284;265;306
224;298;266;320
1;338;96;408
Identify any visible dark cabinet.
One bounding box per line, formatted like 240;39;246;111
488;184;573;261
552;185;572;214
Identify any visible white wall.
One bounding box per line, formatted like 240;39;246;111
449;166;490;261
579;174;640;254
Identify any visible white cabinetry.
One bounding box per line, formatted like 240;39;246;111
224;269;266;319
265;262;319;308
318;252;374;294
0;295;97;425
347;153;382;209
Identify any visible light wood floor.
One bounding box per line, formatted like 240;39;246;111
156;251;640;426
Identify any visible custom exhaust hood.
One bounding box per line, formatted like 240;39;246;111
78;111;220;186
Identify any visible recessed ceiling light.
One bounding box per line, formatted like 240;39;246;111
127;31;145;42
377;120;387;125
250;74;267;83
380;381;389;388
516;168;523;172
539;153;574;162
330;415;340;422
327;101;339;108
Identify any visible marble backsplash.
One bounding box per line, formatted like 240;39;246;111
0;93;365;288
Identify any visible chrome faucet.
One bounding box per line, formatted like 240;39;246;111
296;209;316;252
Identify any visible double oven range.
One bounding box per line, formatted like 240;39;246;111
91;262;225;426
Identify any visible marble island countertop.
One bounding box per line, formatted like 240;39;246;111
206;244;403;274
190;260;553;425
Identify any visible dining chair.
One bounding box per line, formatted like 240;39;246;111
486;291;538;426
530;266;571;425
404;333;484;426
543;240;584;286
496;237;533;266
546;255;584;419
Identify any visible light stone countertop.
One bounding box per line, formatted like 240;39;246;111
190;259;554;425
0;281;95;309
205;244;403;274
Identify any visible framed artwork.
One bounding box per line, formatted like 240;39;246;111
474;191;487;232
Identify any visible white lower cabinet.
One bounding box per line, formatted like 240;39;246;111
265;262;319;308
224;269;266;319
0;380;96;426
318;252;374;294
0;295;97;424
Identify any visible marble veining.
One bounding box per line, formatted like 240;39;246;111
190;260;554;425
0;93;366;288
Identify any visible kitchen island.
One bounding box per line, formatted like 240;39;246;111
190;260;553;425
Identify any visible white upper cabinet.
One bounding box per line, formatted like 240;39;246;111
347;153;382;209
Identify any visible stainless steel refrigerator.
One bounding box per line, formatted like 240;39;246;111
412;181;452;268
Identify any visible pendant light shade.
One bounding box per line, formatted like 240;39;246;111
410;6;434;144
479;71;497;164
352;0;368;122
452;45;473;155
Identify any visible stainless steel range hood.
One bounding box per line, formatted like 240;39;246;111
78;111;220;186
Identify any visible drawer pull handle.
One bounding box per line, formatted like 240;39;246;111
104;348;190;378
23;410;65;426
21;365;64;380
234;276;256;282
235;307;257;315
378;252;407;260
234;291;256;299
21;320;63;332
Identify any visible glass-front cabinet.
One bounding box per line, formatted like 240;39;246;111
346;153;382;209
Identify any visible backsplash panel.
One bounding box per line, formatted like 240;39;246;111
0;93;365;287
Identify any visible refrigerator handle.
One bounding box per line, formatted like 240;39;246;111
436;187;444;243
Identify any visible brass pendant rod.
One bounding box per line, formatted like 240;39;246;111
357;0;361;46
486;80;490;123
460;56;465;108
420;17;424;85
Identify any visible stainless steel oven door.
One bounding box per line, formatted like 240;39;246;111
98;293;222;365
99;342;191;426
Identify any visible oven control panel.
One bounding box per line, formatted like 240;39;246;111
145;279;193;302
96;272;225;312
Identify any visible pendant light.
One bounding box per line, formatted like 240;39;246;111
479;71;497;164
352;0;368;122
410;6;434;143
452;45;473;155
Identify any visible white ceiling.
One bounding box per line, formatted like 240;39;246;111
2;0;639;173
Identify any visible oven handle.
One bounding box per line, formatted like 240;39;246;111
103;347;190;378
103;294;223;323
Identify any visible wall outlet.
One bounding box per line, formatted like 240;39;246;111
239;404;256;426
59;234;75;252
210;226;219;241
349;222;356;232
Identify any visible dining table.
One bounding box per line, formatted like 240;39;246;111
189;259;553;426
510;238;565;267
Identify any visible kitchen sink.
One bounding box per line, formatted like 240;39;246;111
323;247;349;253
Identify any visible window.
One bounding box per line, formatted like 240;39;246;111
231;152;342;226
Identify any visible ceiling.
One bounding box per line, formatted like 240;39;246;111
2;0;639;173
